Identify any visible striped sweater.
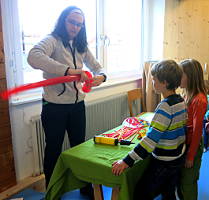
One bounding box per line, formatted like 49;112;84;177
123;94;187;167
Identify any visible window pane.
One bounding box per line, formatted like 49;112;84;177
104;0;142;77
18;0;96;84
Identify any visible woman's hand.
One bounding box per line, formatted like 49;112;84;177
185;159;194;168
67;69;89;82
91;75;105;87
80;71;89;82
112;160;129;176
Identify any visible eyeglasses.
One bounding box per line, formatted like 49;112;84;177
66;19;84;28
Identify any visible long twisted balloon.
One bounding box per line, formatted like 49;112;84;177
0;71;93;100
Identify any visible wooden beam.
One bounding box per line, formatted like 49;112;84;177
93;184;104;200
0;174;45;200
111;187;119;200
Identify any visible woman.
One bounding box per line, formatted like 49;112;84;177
178;59;207;200
27;6;106;197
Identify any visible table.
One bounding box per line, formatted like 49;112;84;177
45;114;153;200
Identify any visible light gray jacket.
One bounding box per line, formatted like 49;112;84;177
28;35;105;104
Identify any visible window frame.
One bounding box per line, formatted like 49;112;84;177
1;0;24;88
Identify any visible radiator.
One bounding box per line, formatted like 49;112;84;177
30;93;140;175
30;116;70;176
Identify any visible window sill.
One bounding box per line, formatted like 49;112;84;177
94;73;142;90
10;74;141;106
10;91;43;106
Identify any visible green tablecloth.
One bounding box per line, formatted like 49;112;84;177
45;126;150;200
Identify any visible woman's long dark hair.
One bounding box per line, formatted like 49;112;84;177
51;6;87;53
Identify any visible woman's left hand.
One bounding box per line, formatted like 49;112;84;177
91;75;105;87
185;159;194;168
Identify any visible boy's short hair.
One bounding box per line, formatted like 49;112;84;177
151;60;183;90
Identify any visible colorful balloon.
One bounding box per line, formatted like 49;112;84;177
1;71;93;100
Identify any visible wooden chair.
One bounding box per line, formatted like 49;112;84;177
127;88;143;117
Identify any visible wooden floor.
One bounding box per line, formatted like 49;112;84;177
0;174;45;200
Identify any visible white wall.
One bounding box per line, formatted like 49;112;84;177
10;101;42;180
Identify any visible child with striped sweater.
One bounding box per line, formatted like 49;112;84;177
112;60;187;200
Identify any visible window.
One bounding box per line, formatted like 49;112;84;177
19;0;97;84
1;0;143;90
103;0;142;77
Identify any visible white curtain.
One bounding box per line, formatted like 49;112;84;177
142;61;161;112
141;0;165;63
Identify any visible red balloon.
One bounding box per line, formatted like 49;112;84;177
1;71;93;100
82;71;93;93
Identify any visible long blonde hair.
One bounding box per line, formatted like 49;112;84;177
180;59;207;105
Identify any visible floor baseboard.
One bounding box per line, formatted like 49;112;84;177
0;174;45;200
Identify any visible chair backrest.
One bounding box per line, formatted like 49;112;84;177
127;88;143;117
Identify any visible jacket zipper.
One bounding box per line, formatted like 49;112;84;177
69;44;79;104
